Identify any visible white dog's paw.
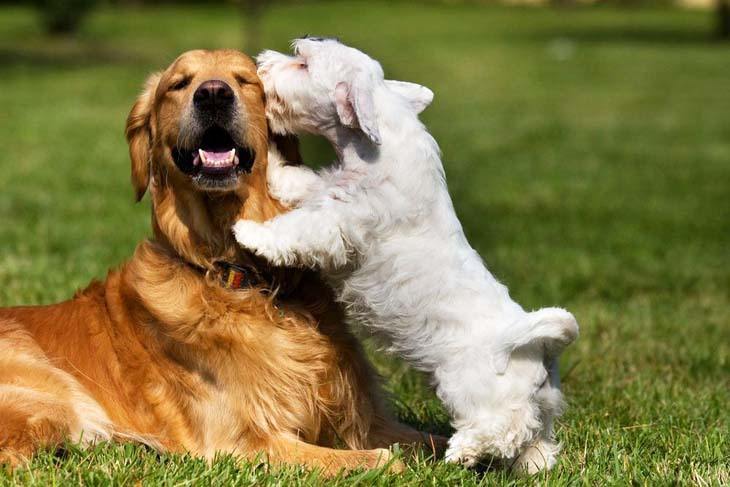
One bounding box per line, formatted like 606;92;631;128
233;220;266;249
267;163;321;208
444;431;484;468
233;220;300;267
511;438;559;474
232;220;283;263
268;181;303;208
444;446;479;468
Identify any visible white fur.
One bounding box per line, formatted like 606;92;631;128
234;38;579;471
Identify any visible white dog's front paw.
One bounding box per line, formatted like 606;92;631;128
233;220;265;249
268;183;300;208
444;446;479;468
444;432;483;468
232;220;284;264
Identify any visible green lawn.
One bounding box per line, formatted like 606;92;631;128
0;2;728;485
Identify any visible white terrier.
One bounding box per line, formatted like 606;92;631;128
233;38;579;473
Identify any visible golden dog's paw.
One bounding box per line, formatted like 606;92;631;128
0;449;30;471
373;447;405;473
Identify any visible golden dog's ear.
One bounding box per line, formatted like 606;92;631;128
125;72;161;202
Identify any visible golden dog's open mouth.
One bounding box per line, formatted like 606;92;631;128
172;125;255;190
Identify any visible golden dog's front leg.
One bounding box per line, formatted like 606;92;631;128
255;436;403;477
0;390;76;469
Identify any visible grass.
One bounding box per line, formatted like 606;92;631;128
0;1;728;485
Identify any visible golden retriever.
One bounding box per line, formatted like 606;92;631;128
0;49;440;475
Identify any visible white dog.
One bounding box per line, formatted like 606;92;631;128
233;38;579;473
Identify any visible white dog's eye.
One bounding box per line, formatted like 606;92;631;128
292;57;308;72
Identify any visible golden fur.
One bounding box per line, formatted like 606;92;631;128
0;50;442;475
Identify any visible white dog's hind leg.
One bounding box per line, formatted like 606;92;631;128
266;148;323;207
233;209;350;269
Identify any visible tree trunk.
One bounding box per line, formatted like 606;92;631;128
719;0;730;39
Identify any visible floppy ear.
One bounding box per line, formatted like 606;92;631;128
384;80;433;114
491;308;579;374
125;72;161;202
334;74;381;145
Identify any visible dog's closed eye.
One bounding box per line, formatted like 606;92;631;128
294;59;308;71
235;74;256;86
169;76;192;91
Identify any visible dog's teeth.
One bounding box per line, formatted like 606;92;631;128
233;155;239;166
196;149;236;167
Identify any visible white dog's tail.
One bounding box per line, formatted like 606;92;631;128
492;307;579;374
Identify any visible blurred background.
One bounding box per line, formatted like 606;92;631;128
0;0;727;483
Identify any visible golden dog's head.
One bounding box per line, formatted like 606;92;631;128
126;49;268;200
125;50;290;268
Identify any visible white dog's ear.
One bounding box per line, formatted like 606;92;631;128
335;75;381;145
492;308;579;374
385;80;433;114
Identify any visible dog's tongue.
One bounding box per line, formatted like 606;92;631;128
195;149;238;172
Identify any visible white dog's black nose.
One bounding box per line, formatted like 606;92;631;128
194;80;234;111
300;34;339;42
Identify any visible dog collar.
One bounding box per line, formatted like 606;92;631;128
211;261;267;291
183;258;292;296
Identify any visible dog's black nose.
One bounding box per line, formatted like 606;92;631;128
300;35;338;42
194;80;234;111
